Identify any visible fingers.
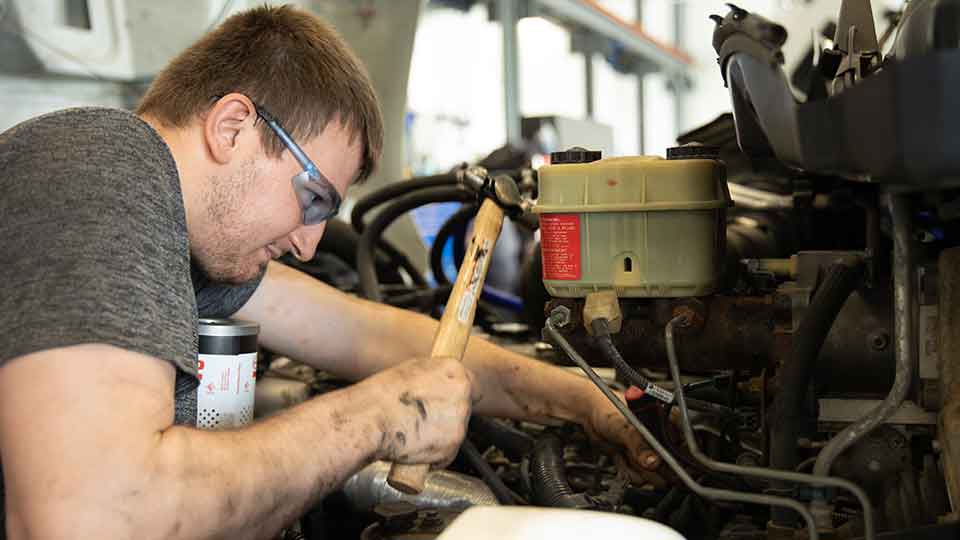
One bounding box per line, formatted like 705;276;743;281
371;357;473;467
639;449;661;470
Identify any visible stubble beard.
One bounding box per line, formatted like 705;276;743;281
191;159;266;284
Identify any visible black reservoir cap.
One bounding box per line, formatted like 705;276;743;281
667;144;720;160
550;147;602;164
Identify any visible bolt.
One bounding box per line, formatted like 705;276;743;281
868;459;882;472
671;303;705;330
549;305;573;329
870;331;890;351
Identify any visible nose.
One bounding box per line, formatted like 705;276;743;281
288;222;327;262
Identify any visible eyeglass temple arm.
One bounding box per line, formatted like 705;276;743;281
256;109;316;173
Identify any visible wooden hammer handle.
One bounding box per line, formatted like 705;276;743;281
386;198;506;494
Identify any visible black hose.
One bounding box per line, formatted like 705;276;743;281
469;416;535;462
350;175;459;288
356;186;475;302
591;319;731;418
769;261;864;527
461;439;522;505
591;319;675;403
430;203;479;286
530;435;594;509
279;219;405;285
350;173;459;234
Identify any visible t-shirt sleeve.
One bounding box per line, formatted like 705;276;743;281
0;108;197;374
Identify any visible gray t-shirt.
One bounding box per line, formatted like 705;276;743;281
0;107;263;534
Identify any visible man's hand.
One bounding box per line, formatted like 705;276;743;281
581;391;670;487
365;357;474;468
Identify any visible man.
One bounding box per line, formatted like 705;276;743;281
0;5;659;539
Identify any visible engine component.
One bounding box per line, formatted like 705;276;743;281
196;318;259;430
712;2;960;184
664;316;876;540
253;376;312;419
768;259;864;527
548;295;781;372
938;246;960;518
812;196;914;485
530;435;593;509
534;147;729;298
882;454;951;530
828;425;910;493
342;461;498;513
543;309;822;540
360;504;463;540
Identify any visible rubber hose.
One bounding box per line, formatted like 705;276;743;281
350;173;459;234
356;186;475;302
530;435;593;509
769;261;864;526
469;416;535;461
350;175;459;287
591;319;658;392
430;203;479;286
279;219;404;285
591;320;730;416
461;439;520;505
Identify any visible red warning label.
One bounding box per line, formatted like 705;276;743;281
540;214;582;280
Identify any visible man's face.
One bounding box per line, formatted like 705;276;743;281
192;119;362;283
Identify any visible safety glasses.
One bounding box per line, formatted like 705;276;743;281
253;104;342;226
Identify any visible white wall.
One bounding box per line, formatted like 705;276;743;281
407;0;653;170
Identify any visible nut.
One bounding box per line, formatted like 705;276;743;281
549;305;573;329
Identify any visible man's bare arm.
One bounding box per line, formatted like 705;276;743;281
0;344;471;540
238;261;598;425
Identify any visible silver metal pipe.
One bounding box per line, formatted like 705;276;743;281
342;461;498;511
814;195;914;470
813;194;914;478
664;317;875;540
544;315;820;540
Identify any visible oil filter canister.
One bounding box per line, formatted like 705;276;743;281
534;147;729;298
197;318;259;430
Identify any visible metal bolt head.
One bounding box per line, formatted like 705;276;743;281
493;175;524;210
549;305;573;329
869;332;890;351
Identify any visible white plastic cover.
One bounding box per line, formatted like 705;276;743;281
435;506;686;540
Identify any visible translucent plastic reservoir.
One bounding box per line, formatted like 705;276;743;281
534;153;729;298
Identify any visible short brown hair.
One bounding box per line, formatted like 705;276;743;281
137;4;383;182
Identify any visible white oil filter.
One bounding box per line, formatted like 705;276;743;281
197;318;259;430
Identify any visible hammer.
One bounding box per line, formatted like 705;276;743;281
386;172;525;494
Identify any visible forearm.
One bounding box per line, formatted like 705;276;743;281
144;383;382;540
240;262;596;425
347;300;595;424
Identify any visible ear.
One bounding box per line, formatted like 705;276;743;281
203;93;258;165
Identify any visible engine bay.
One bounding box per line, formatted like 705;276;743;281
259;2;960;538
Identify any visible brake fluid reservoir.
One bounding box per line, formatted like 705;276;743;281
534;146;729;298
